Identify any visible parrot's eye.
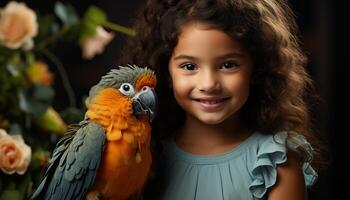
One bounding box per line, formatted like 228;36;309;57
119;83;135;96
123;84;130;91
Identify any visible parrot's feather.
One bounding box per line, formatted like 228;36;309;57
31;122;105;200
85;65;155;106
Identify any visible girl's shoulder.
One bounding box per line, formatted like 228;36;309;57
247;131;318;198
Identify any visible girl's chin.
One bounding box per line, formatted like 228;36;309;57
195;115;228;125
190;111;239;126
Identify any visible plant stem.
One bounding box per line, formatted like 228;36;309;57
40;48;76;107
35;26;70;51
102;21;136;36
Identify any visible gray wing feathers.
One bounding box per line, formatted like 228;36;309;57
32;122;105;200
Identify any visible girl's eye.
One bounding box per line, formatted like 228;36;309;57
220;61;239;70
119;83;135;96
180;63;197;71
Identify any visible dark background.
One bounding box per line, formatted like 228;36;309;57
1;0;342;199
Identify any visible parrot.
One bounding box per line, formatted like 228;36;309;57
31;65;157;200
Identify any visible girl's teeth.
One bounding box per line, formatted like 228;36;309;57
200;100;221;104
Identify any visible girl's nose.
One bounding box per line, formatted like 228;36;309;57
197;69;221;93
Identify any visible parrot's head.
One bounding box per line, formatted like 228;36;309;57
86;65;157;122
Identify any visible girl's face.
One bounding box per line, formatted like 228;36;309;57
168;22;253;125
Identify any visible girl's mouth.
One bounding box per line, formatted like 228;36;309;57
193;97;231;110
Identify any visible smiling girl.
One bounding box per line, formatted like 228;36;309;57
120;0;324;199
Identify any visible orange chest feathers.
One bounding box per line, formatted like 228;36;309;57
86;88;152;199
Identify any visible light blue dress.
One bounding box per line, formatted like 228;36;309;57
159;131;317;200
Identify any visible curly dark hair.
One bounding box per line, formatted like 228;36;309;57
118;0;326;172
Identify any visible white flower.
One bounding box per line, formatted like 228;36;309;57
81;26;115;59
0;1;38;50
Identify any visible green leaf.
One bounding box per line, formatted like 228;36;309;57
54;2;79;26
18;89;30;113
0;47;16;60
80;21;98;38
25;52;35;67
29;156;41;171
80;6;107;39
61;23;81;41
36;106;67;134
83;6;107;25
18;84;55;117
37;15;55;39
32;84;54;101
5;53;25;77
18;173;31;199
60;106;85;124
0;67;22;113
0;190;23;200
6;63;22;77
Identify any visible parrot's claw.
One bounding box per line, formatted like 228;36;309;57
86;191;103;200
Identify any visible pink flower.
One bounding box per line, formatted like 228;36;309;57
0;1;38;50
0;129;31;175
81;26;115;59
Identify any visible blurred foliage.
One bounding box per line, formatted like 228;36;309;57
0;1;134;199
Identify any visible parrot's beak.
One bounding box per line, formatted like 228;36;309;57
132;87;158;122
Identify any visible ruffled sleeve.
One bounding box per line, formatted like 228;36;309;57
248;131;318;199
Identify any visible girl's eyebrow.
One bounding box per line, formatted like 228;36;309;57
173;52;245;61
172;54;198;61
217;52;245;59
